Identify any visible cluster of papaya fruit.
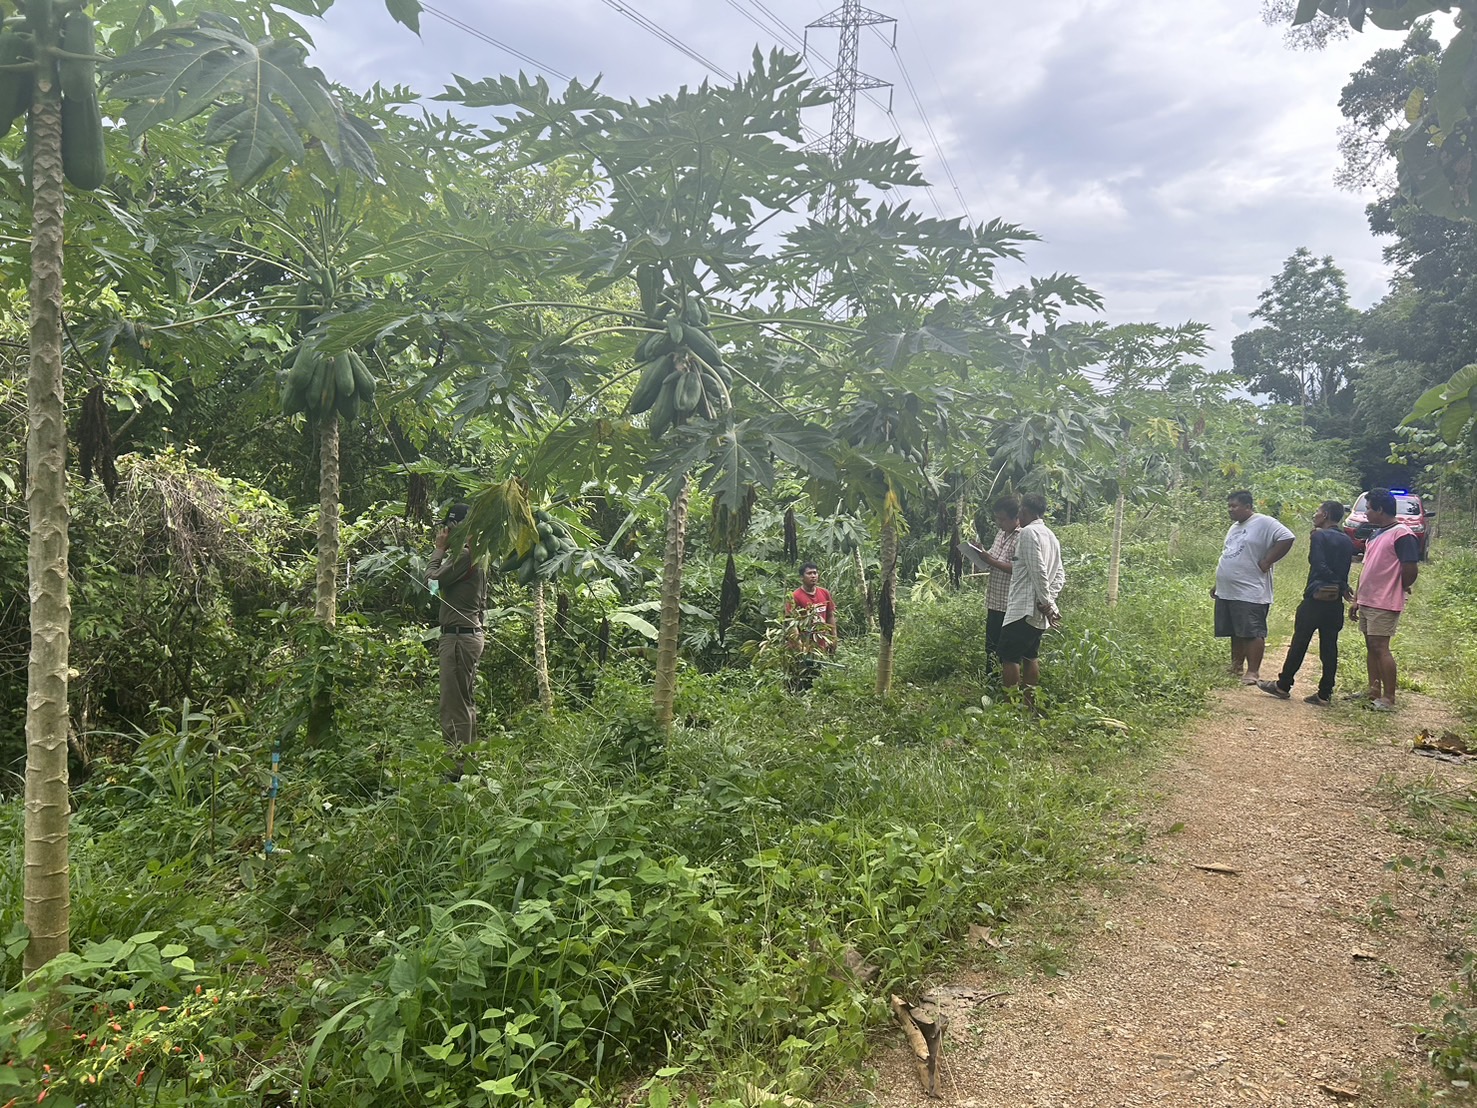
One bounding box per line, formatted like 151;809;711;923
627;268;730;439
496;509;575;586
279;342;377;420
0;6;106;190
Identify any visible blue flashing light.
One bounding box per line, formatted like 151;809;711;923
1389;488;1410;495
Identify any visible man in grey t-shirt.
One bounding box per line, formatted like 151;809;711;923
1211;490;1294;685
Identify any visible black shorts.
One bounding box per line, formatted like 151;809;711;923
986;608;1006;655
1214;597;1269;640
997;618;1044;664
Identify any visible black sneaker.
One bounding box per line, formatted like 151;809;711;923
1303;693;1331;707
1257;679;1290;700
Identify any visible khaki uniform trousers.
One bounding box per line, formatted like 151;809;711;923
438;630;484;747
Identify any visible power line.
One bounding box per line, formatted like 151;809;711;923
727;0;806;52
595;0;736;83
421;3;571;81
870;23;974;223
894;0;990;209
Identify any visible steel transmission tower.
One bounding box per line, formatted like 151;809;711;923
805;0;895;157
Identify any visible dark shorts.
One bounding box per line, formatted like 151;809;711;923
986;608;1006;656
998;618;1044;664
1214;597;1269;640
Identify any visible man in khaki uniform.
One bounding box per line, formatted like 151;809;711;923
427;503;486;777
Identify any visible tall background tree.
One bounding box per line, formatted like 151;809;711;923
1282;0;1477;472
1232;247;1361;424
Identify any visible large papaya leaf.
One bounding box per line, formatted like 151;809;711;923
1404;363;1477;442
107;13;376;184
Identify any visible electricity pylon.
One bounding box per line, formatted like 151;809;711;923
805;0;895;158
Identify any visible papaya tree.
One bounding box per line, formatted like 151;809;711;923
8;0;409;974
441;54;916;730
781;215;1102;694
1093;323;1212;605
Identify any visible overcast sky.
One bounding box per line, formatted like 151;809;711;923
308;0;1424;370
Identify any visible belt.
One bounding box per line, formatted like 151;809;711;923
440;625;481;635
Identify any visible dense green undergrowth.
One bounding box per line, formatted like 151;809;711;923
0;524;1224;1106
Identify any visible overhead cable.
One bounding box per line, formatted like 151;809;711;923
870;23;973;222
422;3;572;81
596;0;736;82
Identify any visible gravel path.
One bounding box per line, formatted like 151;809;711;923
867;678;1476;1108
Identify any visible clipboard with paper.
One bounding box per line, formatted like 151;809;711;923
962;542;992;573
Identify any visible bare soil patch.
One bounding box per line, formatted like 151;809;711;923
867;680;1476;1108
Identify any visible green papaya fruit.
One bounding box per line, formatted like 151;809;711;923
58;11;104;191
628;354;671;415
636;264;662;319
684;327;723;370
333;353;355;398
348;351;376;402
58;10;96;101
675;369;703;414
648;379;678;441
61;91;105;190
0;29;32;139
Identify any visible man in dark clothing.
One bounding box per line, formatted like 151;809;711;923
427;503;487;774
1258;500;1355;706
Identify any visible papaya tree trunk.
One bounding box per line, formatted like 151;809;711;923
307;413;339;743
653;476;692;730
875;516;898;697
1107;490;1125;607
532;577;552;713
853;546;872;634
23;71;70;975
1167;460;1183;559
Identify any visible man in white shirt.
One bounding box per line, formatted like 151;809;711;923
999;493;1065;709
1211;490;1295;685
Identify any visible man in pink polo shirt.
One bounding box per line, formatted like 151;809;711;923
1349;487;1420;711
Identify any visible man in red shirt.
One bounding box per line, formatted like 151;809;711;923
787;562;837;653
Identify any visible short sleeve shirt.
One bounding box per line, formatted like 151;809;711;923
1215;513;1295;604
985;528;1019;613
790;586;833;622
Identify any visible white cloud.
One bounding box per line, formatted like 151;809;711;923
307;0;1446;368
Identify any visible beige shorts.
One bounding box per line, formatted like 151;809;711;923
1358;607;1401;638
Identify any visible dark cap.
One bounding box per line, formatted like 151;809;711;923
440;503;470;526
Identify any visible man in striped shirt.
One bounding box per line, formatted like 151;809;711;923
968;495;1020;674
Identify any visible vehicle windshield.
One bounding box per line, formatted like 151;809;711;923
1351;493;1420;516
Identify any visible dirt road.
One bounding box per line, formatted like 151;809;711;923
870;682;1475;1107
